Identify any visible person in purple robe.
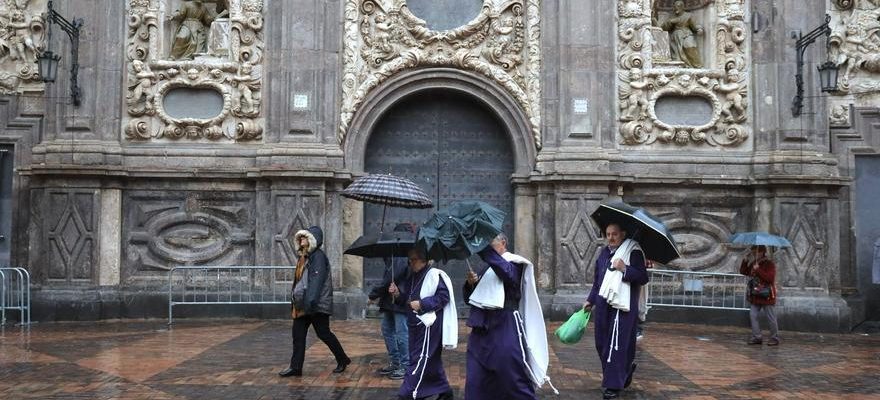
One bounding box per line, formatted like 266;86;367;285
463;233;549;399
583;223;649;400
390;247;456;400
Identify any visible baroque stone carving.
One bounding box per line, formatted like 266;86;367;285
0;0;46;95
124;0;264;142
340;0;542;149
829;103;851;126
617;0;750;147
828;0;880;100
124;191;255;274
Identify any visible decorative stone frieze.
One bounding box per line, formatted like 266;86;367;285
124;0;264;142
0;0;46;95
340;0;542;149
828;0;880;115
617;0;750;147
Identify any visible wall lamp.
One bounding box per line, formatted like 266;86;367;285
37;1;83;106
792;14;839;117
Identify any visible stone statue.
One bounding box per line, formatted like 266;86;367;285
168;0;225;60
620;68;652;121
658;0;704;68
715;68;746;123
4;10;39;62
127;60;156;111
830;104;850;126
231;62;260;115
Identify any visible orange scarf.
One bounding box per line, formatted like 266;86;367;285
291;252;308;319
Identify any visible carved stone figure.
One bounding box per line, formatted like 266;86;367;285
4;9;39;62
659;0;704;68
620;68;652;121
127;60;156;112
232;62;260;115
715;68;746;123
830;104;850;126
168;0;223;60
482;16;521;69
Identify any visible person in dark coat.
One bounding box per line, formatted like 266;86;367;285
279;225;351;377
583;223;649;400
391;247;456;400
368;254;410;379
739;245;780;346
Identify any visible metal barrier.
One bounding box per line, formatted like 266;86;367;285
0;267;31;325
647;268;749;310
167;265;297;324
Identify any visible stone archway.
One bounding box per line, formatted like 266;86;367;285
342;68;537;299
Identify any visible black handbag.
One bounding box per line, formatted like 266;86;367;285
748;276;771;299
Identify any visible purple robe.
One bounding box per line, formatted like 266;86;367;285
586;245;648;390
463;248;537;400
397;266;451;399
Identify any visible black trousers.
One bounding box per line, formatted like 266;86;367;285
289;313;349;370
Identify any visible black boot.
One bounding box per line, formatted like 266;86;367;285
602;388;620;399
436;389;454;400
278;367;302;377
333;357;352;373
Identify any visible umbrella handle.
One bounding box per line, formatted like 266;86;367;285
466;258;474;274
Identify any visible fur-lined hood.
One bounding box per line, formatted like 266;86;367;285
294;226;324;254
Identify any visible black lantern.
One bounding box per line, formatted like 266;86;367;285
38;1;83;106
817;61;839;93
792;15;833;117
37;50;61;83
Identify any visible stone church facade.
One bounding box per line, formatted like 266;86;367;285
1;0;878;331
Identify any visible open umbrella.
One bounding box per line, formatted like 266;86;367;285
590;202;681;264
729;232;792;248
341;174;433;232
417;201;505;263
344;230;416;258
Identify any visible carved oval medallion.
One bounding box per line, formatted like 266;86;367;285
147;214;232;264
406;0;484;31
654;95;714;126
162;87;225;120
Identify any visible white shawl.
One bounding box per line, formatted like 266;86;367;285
598;239;641;312
416;267;458;349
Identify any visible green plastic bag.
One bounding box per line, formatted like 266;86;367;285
555;309;591;344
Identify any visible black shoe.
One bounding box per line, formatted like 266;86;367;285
278;367;302;377
624;362;637;388
436;390;454;400
602;388;620;399
333;357;351;373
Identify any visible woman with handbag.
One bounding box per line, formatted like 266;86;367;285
739;245;780;346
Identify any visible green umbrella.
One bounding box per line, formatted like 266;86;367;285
417;201;506;263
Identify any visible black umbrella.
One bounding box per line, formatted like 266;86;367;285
417;201;505;264
590;202;681;264
344;231;416;258
341;174;433;232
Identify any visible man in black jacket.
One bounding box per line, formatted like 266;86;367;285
279;225;351;377
369;253;410;380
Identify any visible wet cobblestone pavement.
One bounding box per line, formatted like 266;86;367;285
1;319;879;399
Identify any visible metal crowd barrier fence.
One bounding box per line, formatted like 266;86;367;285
0;267;31;325
647;268;749;311
167;265;297;324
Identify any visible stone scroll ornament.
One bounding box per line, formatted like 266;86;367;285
0;0;46;95
617;0;750;147
339;0;543;149
124;0;264;142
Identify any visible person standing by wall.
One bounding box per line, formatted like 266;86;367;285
279;225;352;377
739;245;780;346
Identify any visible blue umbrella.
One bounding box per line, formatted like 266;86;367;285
729;232;792;248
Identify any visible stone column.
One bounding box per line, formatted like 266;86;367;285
98;189;121;286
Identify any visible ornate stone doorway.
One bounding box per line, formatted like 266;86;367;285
362;90;515;301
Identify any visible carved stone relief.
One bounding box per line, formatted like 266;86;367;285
271;192;323;266
123;191;255;279
777;201;827;289
651;205;742;272
617;0;750;147
43;190;97;283
828;0;880;108
0;0;46;95
556;196;604;286
340;0;542;149
124;0;264;142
